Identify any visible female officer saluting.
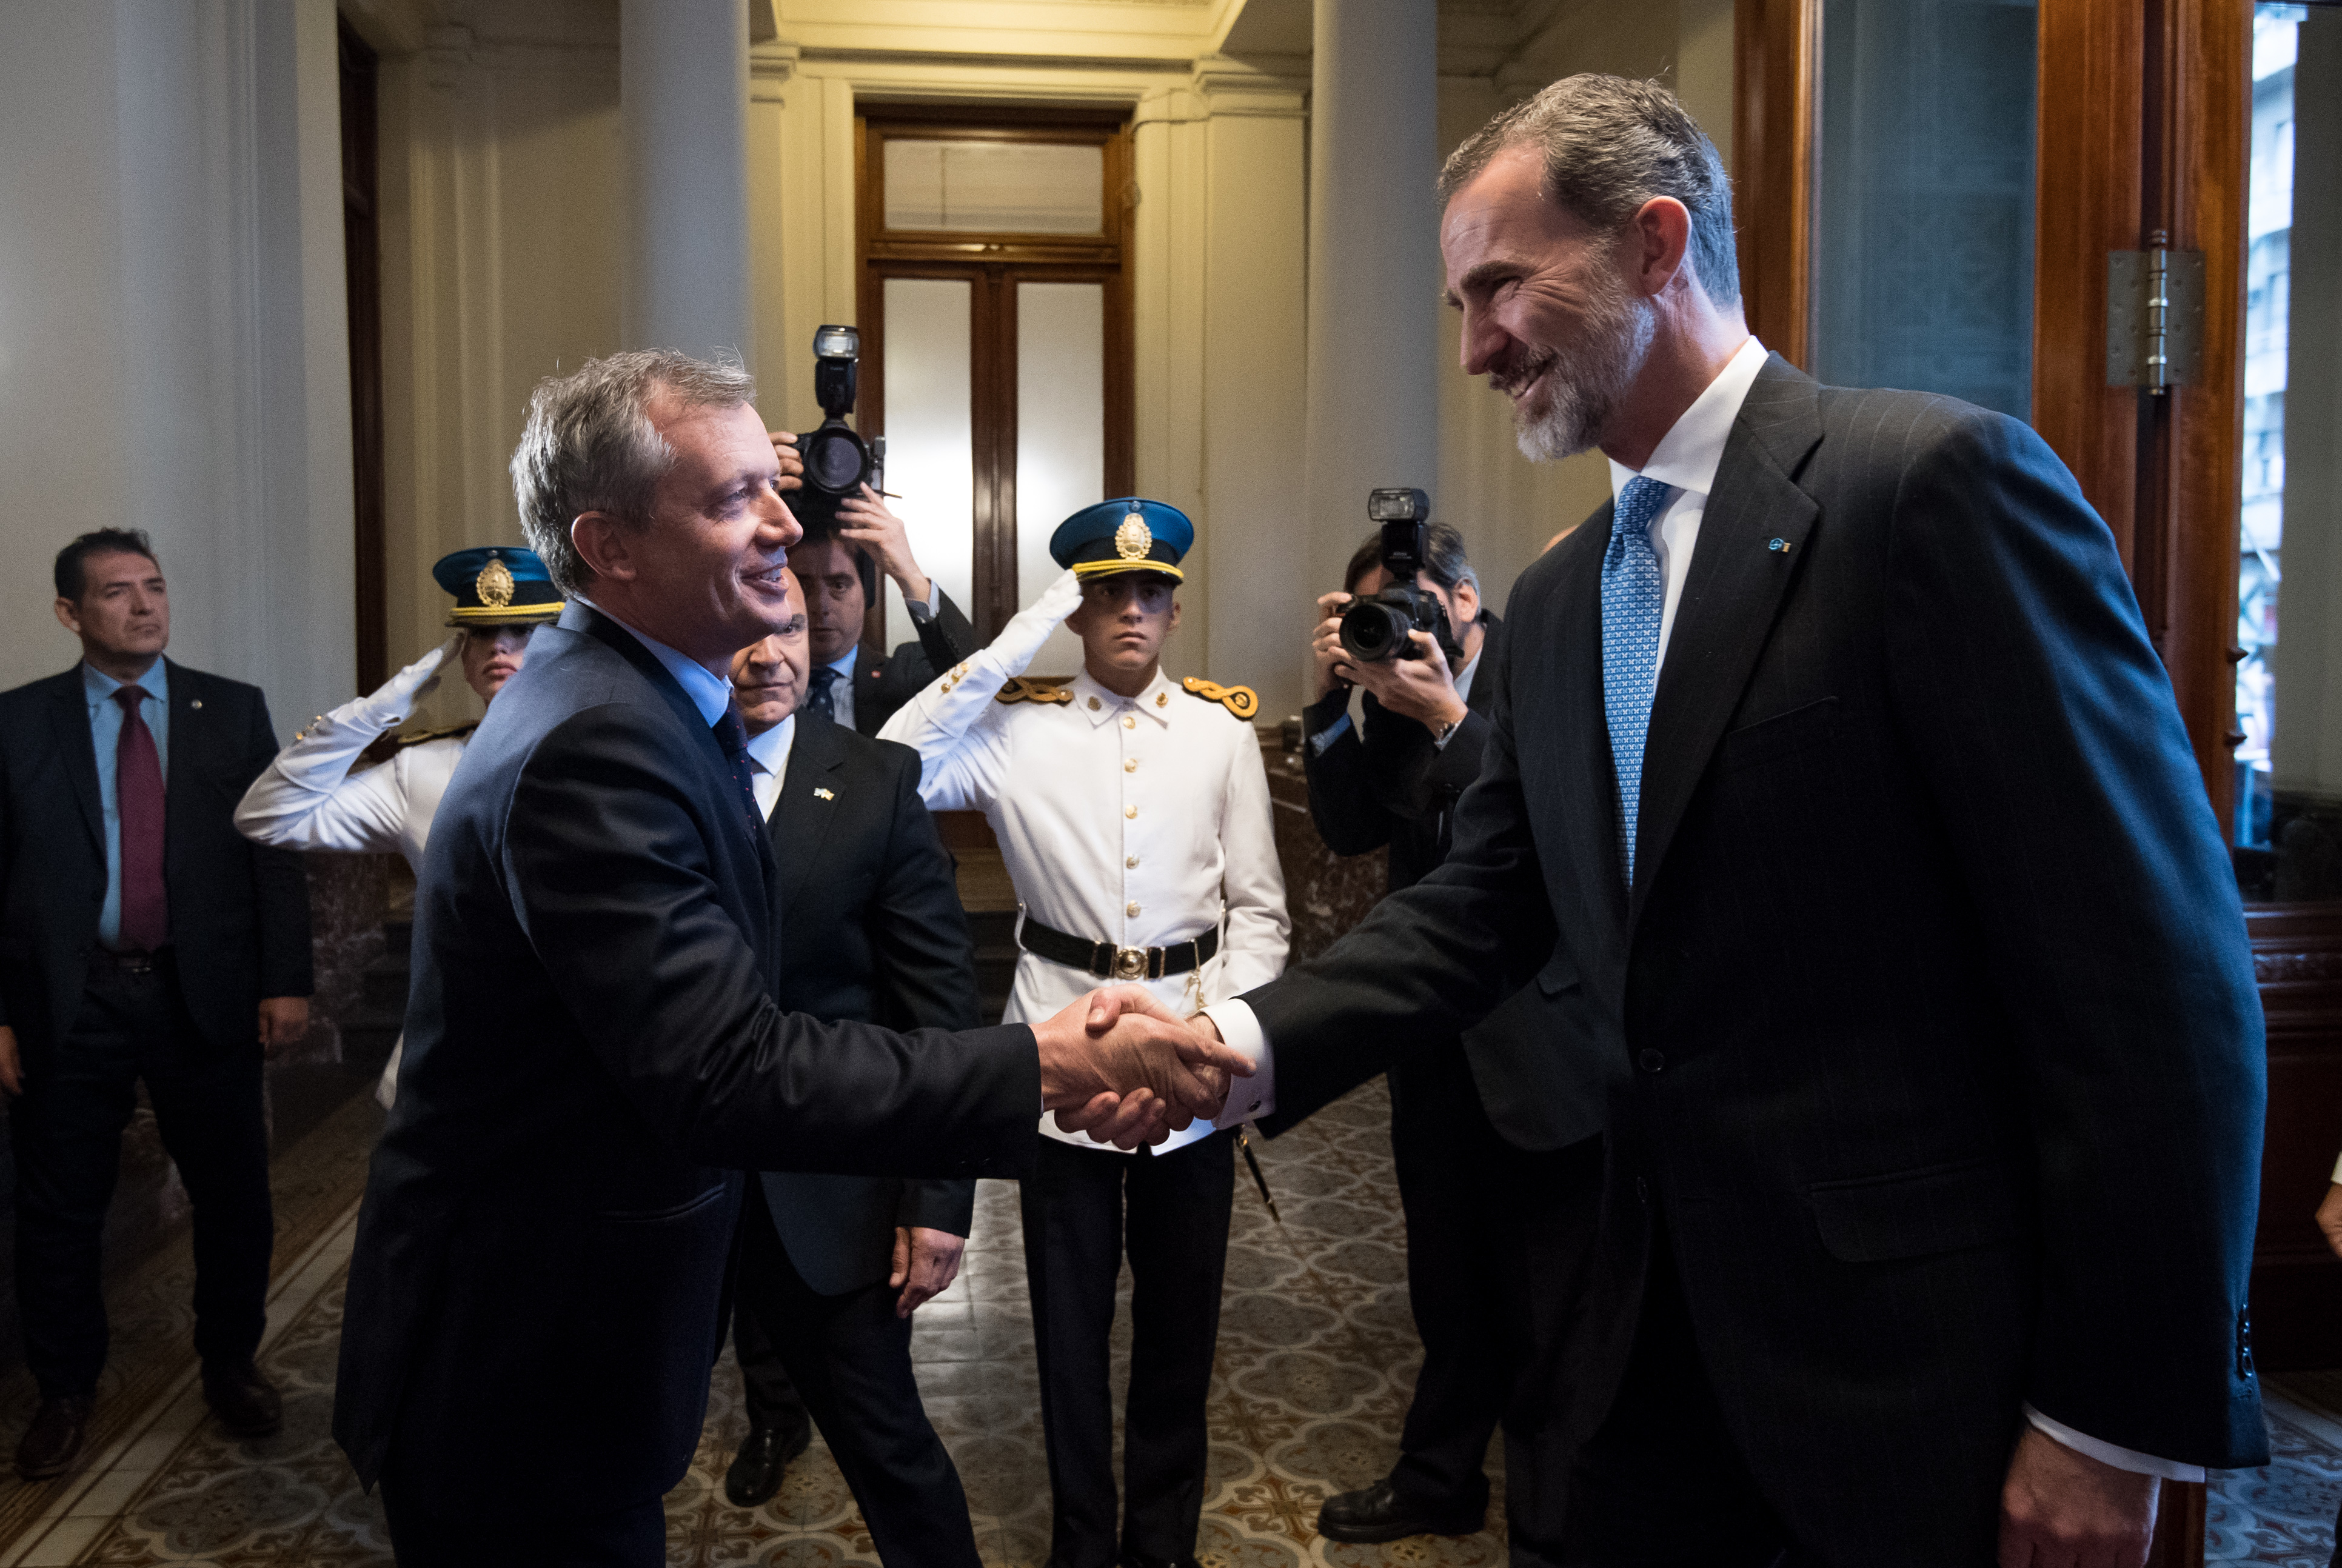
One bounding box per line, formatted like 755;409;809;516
234;547;562;1101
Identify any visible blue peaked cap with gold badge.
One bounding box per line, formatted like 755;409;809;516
431;546;565;628
1050;498;1193;584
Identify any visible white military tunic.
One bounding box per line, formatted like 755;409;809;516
234;646;464;1106
880;572;1290;1153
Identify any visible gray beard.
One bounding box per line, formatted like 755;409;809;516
1510;279;1656;462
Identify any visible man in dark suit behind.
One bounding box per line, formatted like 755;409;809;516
333;350;1251;1565
1189;76;2267;1567
0;530;313;1478
714;577;986;1563
1297;525;1606;1561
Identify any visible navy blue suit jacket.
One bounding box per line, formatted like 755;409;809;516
332;603;1039;1512
1242;357;2268;1560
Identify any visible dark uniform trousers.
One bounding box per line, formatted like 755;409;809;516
1021;1130;1235;1568
732;1183;982;1568
1388;1051;1603;1565
9;954;272;1398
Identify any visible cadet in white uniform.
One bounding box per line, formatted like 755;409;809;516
880;499;1288;1568
233;547;563;1103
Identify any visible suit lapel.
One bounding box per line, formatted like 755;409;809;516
1628;357;1823;930
162;660;207;867
46;670;103;856
854;650;886;736
766;715;848;915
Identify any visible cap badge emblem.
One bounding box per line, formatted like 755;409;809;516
1114;513;1153;562
475;553;515;609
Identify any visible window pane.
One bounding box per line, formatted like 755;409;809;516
2238;2;2342;900
884;140;1103;235
879;278;974;647
1811;0;2039;421
1016;282;1106;675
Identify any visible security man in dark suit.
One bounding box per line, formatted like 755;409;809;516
1299;524;1605;1560
764;443;978;735
0;529;313;1480
1189;76;2269;1568
716;572;985;1565
333;350;1246;1564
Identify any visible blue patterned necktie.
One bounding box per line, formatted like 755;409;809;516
710;701;765;833
1602;476;1673;886
805;664;841;722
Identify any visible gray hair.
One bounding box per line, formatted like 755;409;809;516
1439;75;1740;310
509;349;759;595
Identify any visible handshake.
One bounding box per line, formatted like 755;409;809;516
1031;988;1247;1149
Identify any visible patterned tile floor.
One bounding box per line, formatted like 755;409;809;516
0;1075;2330;1567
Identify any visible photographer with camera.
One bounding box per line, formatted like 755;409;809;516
769;326;980;736
1296;496;1605;1565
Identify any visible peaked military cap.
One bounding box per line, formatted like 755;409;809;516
1050;498;1193;584
432;546;564;628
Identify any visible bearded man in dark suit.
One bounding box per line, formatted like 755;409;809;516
712;574;987;1562
332;350;1252;1566
1188;75;2267;1568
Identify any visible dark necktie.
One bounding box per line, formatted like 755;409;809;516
113;685;169;952
710;701;766;832
805;664;841;722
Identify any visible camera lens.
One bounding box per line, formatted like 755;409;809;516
802;425;868;493
1339;601;1405;662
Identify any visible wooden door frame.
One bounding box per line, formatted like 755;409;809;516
853;108;1136;643
339;16;386;693
1731;0;2250;827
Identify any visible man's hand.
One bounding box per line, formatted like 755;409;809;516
1312;592;1356;698
1347;631;1468;733
768;430;806;493
2317;1181;2342;1261
836;486;933;608
1034;986;1254;1149
257;996;310;1059
0;1024;21;1097
1998;1426;2159;1568
890;1226;966;1318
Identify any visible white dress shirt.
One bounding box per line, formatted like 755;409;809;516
1206;335;2196;1482
744;715;797;821
880;570;1290;1153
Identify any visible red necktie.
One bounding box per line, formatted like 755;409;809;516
113;686;169;952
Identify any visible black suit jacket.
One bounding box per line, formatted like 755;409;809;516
0;661;311;1060
852;588;979;738
760;712;979;1295
1242;358;2267;1554
332;603;1039;1512
1300;613;1611;1149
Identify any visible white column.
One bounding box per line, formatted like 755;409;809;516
621;0;752;362
1302;0;1442;696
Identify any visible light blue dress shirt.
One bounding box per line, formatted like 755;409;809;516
82;659;170;950
573;598;732;725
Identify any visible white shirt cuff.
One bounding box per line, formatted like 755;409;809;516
906;587;940;623
2330;1149;2342;1184
1200;999;1274;1127
2022;1404;2206;1483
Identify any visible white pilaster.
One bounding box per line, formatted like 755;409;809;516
621;0;752;363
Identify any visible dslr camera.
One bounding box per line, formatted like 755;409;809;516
1337;488;1457;664
792;324;885;533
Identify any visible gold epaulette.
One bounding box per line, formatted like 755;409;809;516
392;721;478;749
1180;678;1260;720
997;677;1074;706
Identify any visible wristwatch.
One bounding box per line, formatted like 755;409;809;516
1431;716;1462;748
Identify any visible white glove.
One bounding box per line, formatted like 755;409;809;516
991;569;1085;667
350;638;455;731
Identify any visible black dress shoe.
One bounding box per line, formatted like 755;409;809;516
16;1395;92;1480
723;1417;813;1507
1119;1553;1202;1568
1316;1478;1485;1543
202;1361;283;1439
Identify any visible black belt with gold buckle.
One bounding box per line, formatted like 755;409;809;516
1019;918;1219;982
